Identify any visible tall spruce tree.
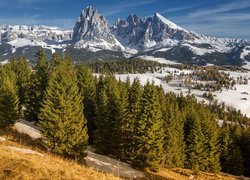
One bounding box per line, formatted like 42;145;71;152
50;53;61;69
239;127;250;176
105;75;121;156
126;78;142;161
77;64;96;144
0;67;20;127
117;79;130;161
199;107;221;173
8;57;31;107
185;110;206;172
25;49;49;121
39;58;88;160
132;82;164;171
164;103;186;168
220;122;244;175
94;75;109;154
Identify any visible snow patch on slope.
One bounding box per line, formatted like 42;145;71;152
153;48;172;54
138;55;180;64
155;13;184;31
241;46;250;60
0;60;9;65
243;61;250;70
183;43;214;55
8;38;46;47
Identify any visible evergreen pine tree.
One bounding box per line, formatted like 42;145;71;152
157;85;167;120
39;58;88;160
50;53;61;69
126;78;142;161
185;110;206;172
77;64;96;144
199;107;221;172
132;82;164;171
239;127;250;176
94;75;109;154
164;103;186;168
8;57;31;106
25;49;49;121
105;75;121;156
219;122;244;175
117;79;130;161
0;68;20;127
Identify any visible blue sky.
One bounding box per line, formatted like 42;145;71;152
0;0;249;39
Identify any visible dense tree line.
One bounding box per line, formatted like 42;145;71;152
86;59;167;74
0;51;249;176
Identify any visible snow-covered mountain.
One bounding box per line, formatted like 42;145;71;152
0;6;250;66
72;6;123;51
0;25;72;43
112;12;250;65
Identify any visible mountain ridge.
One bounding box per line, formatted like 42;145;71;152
0;6;250;66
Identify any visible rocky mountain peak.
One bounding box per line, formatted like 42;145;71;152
127;15;141;26
72;6;111;42
72;6;122;51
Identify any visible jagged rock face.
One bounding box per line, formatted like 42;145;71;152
0;25;73;43
72;6;116;44
112;13;200;50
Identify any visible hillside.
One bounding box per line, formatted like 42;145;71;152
0;122;247;180
0;134;120;180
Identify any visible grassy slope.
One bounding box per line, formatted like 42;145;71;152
146;168;238;180
0;129;120;180
0;128;241;180
0;146;120;180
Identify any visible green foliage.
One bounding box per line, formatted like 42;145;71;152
219;122;244;175
39;58;88;160
116;79;131;160
239;128;250;176
87;59;167;74
94;75;110;154
25;49;49;121
101;75;121;156
199;107;221;173
2;51;249;176
7;57;31;106
164;103;186;168
0;67;20;127
77;64;96;144
50;53;62;69
132;82;164;171
185;110;206;172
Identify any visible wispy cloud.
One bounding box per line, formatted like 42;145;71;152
171;0;250;39
160;5;197;14
101;0;158;17
189;0;250;18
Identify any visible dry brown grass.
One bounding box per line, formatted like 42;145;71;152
0;128;244;180
146;168;238;180
0;134;120;180
0;145;120;180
